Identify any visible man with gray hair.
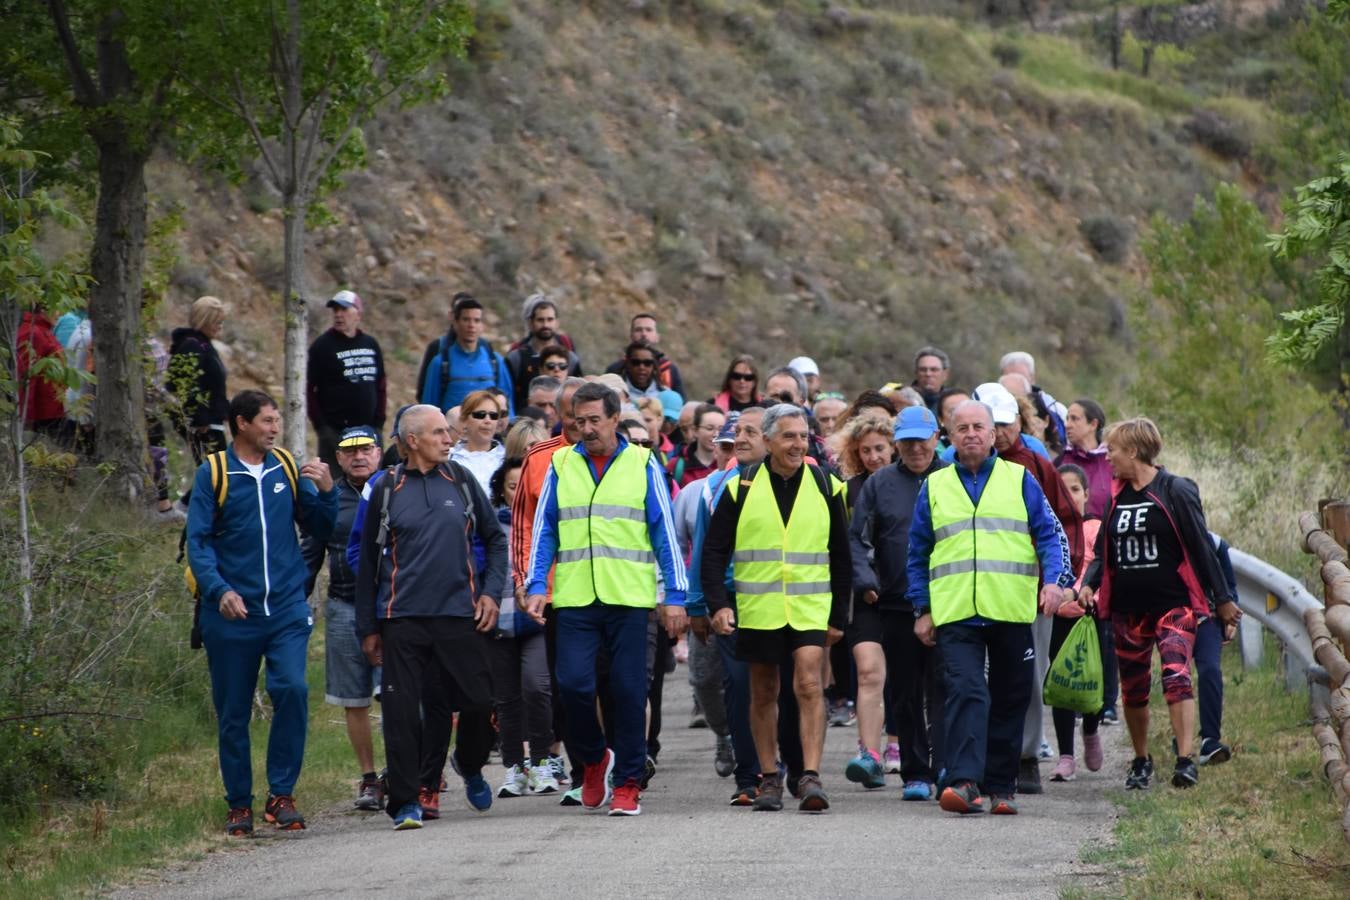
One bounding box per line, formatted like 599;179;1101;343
999;350;1067;444
701;403;853;813
911;345;951;418
527;375;561;430
506;293;582;410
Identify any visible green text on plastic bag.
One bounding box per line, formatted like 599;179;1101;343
1043;616;1104;714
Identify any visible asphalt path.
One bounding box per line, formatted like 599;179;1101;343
114;674;1125;899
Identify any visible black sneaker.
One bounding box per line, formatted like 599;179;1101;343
1198;739;1232;766
729;784;759;807
753;774;784;811
796;773;830;813
1017;757;1043;795
1172;756;1199;789
1100;708;1119;726
1125;755;1153;790
355;775;385;811
225;806;253;836
263;793;306;830
640;755;657;790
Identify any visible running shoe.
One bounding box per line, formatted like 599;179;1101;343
1038;739;1054;760
419;785;440;819
901;780;932;801
263;794;305;831
1125;755;1153;790
1017;757;1042;794
729;784;759;806
844;747;886;789
225;806;253;836
1172;756;1199;789
797;773;830;813
989;794;1019;815
392;802;423;830
528;762;560;795
1100;707;1119;726
1050;755;1076;782
939;781;986;815
498;764;528;798
883;743;902;774
355;774;385;811
547;754;571;785
608;779;642;816
714;734;735;778
1083;731;1104;772
465;774;493;812
559;786;583;806
640;755;657;790
1198;738;1232;766
827;699;856;728
581;749;615;810
753;774;784;811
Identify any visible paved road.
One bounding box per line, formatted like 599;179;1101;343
115;680;1124;899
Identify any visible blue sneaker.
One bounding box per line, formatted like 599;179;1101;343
464;774;492;812
392;802;423;830
902;780;933;801
844;748;886;789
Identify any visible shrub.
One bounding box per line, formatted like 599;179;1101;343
1079;214;1132;263
1184;110;1250;160
991;40;1022;68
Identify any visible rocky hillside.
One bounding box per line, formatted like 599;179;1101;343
151;0;1290;406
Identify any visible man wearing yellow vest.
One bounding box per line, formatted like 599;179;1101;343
700;403;853;813
906;400;1071;816
524;382;688;817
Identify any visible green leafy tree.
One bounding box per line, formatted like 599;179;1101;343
168;0;473;454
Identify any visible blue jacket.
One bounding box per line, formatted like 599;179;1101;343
186;446;339;617
526;437;688;606
905;451;1071;624
685;465;739;617
419;336;514;416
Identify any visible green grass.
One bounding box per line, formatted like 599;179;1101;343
0;625;373;898
1072;637;1350;899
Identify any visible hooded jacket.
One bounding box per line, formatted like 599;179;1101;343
849;455;948;611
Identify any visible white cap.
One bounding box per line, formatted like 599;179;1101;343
787;356;819;377
973;382;1019;425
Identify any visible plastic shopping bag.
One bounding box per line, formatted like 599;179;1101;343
1042;616;1104;714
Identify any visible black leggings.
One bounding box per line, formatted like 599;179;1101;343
1049;615;1102;757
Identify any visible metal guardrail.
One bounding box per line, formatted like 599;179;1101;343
1229;548;1322;692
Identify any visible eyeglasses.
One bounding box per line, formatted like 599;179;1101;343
729;372;755;382
469;410;501;420
628;358;656;367
543;361;569;371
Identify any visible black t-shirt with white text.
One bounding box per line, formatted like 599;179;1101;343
307;329;385;430
1107;483;1189;614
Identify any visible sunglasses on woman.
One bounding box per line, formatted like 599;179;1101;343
629;438;653;447
729;372;755;382
469;410;501;420
543;361;569;371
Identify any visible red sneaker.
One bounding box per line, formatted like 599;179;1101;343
581;748;615;810
418;785;440;820
608;779;641;816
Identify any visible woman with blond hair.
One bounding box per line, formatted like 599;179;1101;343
169;295;230;469
504;416;548;460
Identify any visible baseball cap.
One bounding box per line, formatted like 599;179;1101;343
715;411;741;444
327;289;362;312
658;389;684;421
788;356;820;377
337;425;380;449
973;382;1019;425
594;373;628;397
389;404;414;441
893;406;938;441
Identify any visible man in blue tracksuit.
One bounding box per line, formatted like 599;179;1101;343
186;390;338;836
417;294;514;416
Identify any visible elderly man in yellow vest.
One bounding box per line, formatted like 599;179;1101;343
524;382;688;818
906;400;1071;817
700;403;853;813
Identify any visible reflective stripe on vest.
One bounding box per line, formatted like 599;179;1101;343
552;444;658;608
926;459;1038;626
732;464;832;631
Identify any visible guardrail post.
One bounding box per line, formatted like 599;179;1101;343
1239;614;1264;669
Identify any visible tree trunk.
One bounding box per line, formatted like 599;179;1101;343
281;202;309;457
88;131;149;498
1110;4;1122;70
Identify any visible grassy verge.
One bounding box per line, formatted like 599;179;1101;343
0;616;372;897
1070;636;1350;899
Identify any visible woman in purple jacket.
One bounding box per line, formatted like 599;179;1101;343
1055;398;1112;520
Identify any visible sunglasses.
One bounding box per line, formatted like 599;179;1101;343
628;358;656;367
543;361;569;371
630;438;653;448
469;410;501;420
729;372;755;382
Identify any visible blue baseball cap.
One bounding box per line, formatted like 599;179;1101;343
715;411;741;444
893;405;938;441
337;425;381;449
658;389;684;421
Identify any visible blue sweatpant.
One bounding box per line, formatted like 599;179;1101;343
201;600;312;808
1193;616;1224;743
555;603;651;785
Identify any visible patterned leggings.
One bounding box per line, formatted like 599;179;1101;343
1112;607;1197;708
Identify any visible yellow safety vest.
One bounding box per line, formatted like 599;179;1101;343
926;458;1039;626
552;444;657;609
731;463;832;631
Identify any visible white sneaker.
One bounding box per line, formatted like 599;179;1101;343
497;764;527;798
527;762;560;795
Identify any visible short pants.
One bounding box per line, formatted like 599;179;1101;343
735;625;826;664
325;597;380;707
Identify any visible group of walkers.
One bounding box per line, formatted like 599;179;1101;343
158;287;1247;833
